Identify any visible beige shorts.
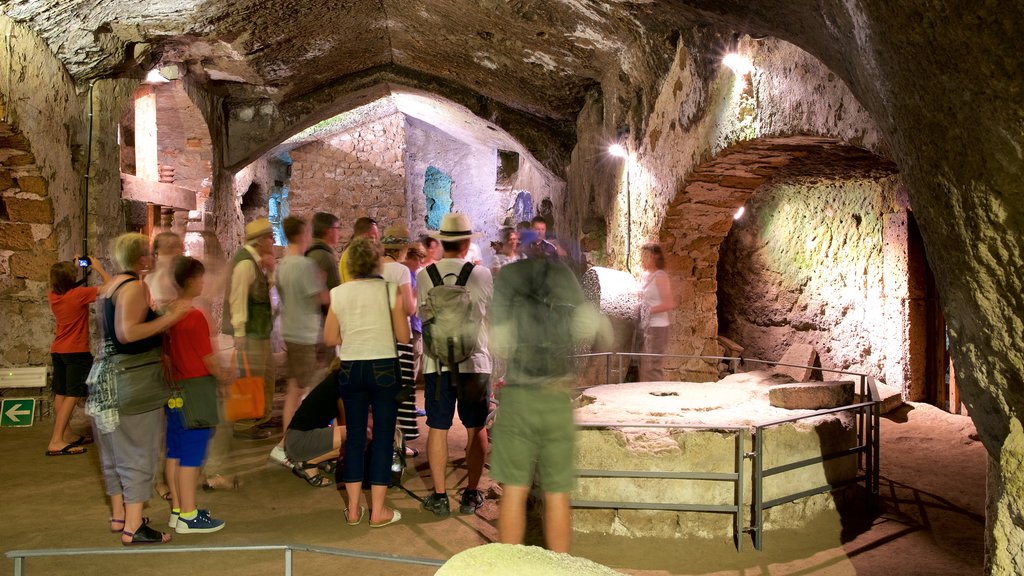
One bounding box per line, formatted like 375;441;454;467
285;342;319;388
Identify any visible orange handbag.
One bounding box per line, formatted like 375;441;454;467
224;351;265;422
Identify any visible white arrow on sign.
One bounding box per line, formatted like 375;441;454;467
4;404;31;423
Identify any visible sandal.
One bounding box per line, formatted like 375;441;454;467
369;508;402;528
122;523;171;545
202;474;240;491
345;506;366;526
317;459;338;476
110;517;150;533
155;483;172;501
292;462;333;488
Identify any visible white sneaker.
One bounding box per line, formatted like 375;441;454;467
269;444;292;468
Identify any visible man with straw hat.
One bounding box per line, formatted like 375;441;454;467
415;213;493;517
222;217;277;440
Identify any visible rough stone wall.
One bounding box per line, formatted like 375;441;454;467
0;17;85;366
564;36;888;378
404;117;501;260
288;112;407;239
717;175;905;384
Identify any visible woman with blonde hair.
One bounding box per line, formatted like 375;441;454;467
324;237;410;528
88;233;187;545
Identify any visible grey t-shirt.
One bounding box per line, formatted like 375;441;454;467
277;254;325;345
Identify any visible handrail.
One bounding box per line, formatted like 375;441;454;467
5;543;446;576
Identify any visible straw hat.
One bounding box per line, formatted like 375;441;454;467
380;223;411;249
245;218;273;241
429;213;482;242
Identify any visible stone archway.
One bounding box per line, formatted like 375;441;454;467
658;135;896;380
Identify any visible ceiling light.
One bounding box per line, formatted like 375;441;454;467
608;143;627;158
723;53;753;75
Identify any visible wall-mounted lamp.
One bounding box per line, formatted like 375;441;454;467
723;53;753;75
608;143;628;158
734;206;745;220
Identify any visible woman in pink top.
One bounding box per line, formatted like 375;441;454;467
46;256;110;456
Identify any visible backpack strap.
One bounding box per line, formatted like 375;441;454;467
426;263;444;287
304;244;327;258
454;262;475;287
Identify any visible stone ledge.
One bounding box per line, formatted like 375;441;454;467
769;381;855;410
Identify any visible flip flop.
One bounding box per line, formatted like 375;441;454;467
369;508;402;528
345;506;366;526
46;444;86;456
70;435;94;446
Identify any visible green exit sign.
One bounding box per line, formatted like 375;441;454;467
0;398;36;427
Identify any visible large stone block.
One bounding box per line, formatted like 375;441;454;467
0;222;35;250
769;381;855;409
3;196;53;224
0;169;13;190
774;343;818;381
15;175;48;197
9;247;57;281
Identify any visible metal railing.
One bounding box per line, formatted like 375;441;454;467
569;352;881;551
5;543;445;576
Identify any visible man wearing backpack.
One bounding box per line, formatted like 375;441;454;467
489;230;611;552
416;213;493;517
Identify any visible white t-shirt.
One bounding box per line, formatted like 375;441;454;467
641;269;670;328
382;260;411;287
329;279;399;361
415;258;492;374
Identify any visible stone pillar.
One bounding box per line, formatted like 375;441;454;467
135;85;159;182
882;211;913;399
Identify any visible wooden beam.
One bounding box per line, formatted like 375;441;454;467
120;173;197;211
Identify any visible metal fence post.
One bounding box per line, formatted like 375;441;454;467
753;427;764;551
285;547;293;576
735;429;746;552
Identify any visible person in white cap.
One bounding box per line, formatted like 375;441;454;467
222;217;277;441
416;213;493;518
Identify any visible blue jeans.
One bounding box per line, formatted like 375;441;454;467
337;359;399;486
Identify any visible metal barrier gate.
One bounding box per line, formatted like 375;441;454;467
5;544;445;576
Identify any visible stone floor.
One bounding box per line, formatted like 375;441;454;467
0;393;985;576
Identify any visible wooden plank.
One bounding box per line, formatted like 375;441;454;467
120;173;197;210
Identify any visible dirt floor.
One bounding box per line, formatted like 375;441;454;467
0;394;986;576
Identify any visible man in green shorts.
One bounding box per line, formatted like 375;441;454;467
489;233;610;553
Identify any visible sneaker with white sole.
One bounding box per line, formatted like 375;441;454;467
168;508;211;529
175;510;224;534
269;444;292;468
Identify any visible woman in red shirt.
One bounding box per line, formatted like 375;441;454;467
46;257;110;456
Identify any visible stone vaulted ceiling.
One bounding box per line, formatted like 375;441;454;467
3;0;695;124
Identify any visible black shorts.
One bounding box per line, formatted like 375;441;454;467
424;372;490;429
51;352;93;397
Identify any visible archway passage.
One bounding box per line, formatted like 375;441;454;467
658;136;897;380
